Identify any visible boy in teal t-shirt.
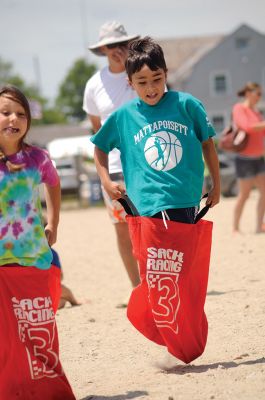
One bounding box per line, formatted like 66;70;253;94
91;37;220;221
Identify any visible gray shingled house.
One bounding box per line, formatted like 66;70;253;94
159;24;265;134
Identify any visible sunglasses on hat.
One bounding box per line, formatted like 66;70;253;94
106;41;129;49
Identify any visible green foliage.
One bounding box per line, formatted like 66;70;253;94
0;57;38;98
0;58;15;83
32;108;67;126
0;57;67;125
0;56;97;124
56;58;97;121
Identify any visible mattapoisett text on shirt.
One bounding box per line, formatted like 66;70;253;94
0;146;59;269
91;91;216;216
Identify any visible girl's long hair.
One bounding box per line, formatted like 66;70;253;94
0;85;32;172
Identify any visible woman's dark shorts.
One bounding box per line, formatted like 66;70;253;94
235;156;265;179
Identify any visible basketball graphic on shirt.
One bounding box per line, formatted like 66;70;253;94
144;131;183;171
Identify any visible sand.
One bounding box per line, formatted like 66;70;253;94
55;191;265;400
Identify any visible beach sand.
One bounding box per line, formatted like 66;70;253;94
55;191;265;400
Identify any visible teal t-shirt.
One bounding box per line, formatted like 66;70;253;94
91;91;216;216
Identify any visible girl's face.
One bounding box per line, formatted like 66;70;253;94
129;64;167;106
0;95;28;149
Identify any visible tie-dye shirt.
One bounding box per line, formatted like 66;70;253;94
0;146;59;270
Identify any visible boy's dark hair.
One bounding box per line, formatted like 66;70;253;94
125;36;168;80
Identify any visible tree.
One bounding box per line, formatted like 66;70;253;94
0;57;32;93
0;57;67;125
56;58;97;121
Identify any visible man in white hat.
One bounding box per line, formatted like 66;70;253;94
83;22;140;303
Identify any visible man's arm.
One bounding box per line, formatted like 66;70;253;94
94;147;125;200
202;138;220;208
89;114;101;134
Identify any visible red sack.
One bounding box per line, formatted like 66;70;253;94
126;215;213;364
0;265;76;400
49;264;62;313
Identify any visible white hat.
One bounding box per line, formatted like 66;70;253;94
88;21;139;56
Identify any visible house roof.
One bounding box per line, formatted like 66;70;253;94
157;34;224;85
158;24;265;86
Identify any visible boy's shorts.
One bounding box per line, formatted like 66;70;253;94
152;207;198;224
102;172;127;224
235;156;265;179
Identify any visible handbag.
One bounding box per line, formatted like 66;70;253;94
218;125;248;152
119;195;213;364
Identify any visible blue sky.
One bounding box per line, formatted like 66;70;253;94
1;0;264;102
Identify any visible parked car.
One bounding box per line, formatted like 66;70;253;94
205;153;238;197
54;156;80;194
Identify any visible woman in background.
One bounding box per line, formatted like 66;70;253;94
232;82;265;233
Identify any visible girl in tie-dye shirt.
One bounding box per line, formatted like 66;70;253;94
0;85;61;269
0;86;76;399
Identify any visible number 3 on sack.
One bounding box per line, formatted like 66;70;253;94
25;325;62;379
148;275;180;333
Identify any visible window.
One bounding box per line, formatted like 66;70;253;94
235;37;250;49
210;70;231;97
214;75;227;94
212;115;225;134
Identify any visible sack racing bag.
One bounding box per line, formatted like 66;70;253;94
0;265;76;400
121;196;213;364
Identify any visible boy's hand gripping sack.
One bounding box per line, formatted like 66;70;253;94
0;265;76;400
123;197;213;364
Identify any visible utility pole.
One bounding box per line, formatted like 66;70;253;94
33;55;42;94
79;0;89;59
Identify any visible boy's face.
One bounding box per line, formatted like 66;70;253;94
129;64;167;106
